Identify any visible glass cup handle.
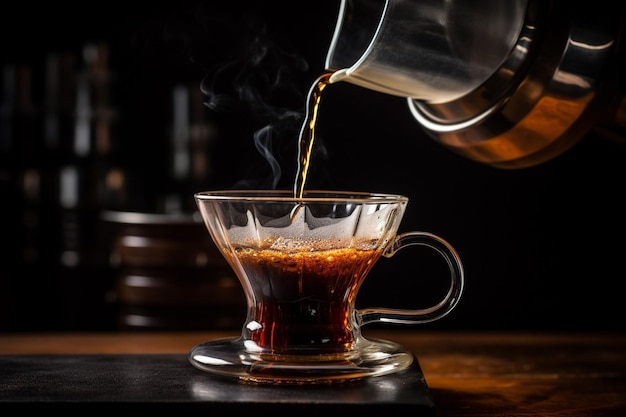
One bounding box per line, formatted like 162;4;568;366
358;231;465;326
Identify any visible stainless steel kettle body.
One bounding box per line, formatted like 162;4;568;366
326;0;625;168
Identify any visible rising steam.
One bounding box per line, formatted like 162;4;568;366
200;19;310;189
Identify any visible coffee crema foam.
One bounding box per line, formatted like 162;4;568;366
232;245;380;271
231;236;382;253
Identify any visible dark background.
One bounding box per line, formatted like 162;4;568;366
1;1;625;332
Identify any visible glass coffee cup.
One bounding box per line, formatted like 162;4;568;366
189;190;464;384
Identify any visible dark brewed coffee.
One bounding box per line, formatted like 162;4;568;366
230;243;381;354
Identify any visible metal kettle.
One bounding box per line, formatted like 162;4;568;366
325;0;625;168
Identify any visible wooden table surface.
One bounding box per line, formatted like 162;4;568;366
1;330;625;416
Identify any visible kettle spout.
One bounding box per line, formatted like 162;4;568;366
326;0;626;168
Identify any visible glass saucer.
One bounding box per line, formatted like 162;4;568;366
189;336;415;384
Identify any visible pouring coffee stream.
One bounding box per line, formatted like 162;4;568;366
294;72;332;199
